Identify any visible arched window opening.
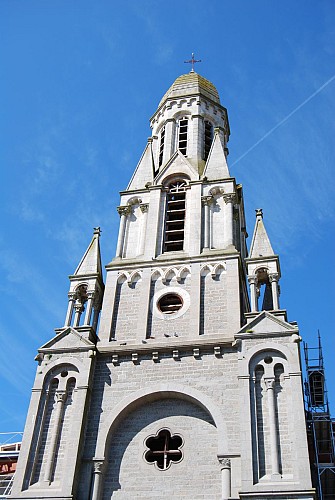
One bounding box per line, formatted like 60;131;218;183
163;181;187;252
159;125;165;167
256;268;273;311
178;118;188;155
204;120;213;160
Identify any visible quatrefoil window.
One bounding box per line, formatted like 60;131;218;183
144;429;183;470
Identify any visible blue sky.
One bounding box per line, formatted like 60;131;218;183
0;0;334;433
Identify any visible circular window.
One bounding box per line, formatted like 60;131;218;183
157;293;183;314
264;356;273;364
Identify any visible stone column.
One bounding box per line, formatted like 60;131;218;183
264;377;280;477
269;273;280;310
201;195;213;249
73;300;84;327
223;194;236;248
218;457;231;500
92;292;102;332
192;114;204;159
115;205;131;258
64;292;76;327
247;275;258;312
84;291;95;326
43;390;66;484
91;459;105;500
139;203;149;255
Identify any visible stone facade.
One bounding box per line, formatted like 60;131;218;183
11;71;315;499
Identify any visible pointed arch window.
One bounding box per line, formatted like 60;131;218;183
204;120;213;160
159;125;165;167
178;117;188;155
163;180;187;252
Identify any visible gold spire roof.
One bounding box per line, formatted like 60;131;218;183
158;71;220;107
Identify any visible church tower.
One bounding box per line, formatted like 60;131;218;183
11;70;315;499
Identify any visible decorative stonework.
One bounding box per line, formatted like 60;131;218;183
140;203;149;213
223;193;236;205
117;205;132;217
269;273;279;283
218;457;231;469
152;266;191;284
201;195;214;206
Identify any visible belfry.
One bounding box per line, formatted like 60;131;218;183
11;70;315;499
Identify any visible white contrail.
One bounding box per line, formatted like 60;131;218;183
231;75;335;167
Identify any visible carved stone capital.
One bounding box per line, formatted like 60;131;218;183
55;391;66;403
247;275;258;286
264;377;275;390
218;457;231;469
201;195;213;206
93;460;105;474
140;203;149;213
68;292;76;301
117;205;132;217
268;273;279;283
223;193;236;205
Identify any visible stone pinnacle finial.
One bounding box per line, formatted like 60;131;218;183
255;209;263;220
94;227;101;236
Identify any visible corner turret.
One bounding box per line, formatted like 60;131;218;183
245;209;283;319
63;227;104;335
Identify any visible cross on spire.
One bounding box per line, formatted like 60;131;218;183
184;52;201;72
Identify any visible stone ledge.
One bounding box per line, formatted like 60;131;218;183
98;334;235;355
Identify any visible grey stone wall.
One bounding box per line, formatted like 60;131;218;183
200;272;227;335
147;276;192;339
103;398;221;499
111;278;142;342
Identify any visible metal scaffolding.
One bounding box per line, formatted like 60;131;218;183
0;432;22;499
304;333;335;500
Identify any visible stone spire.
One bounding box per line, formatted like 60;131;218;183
246;210;282;314
249;209;275;258
127;138;155;190
202;127;230;180
64;227;104;331
74;226;103;278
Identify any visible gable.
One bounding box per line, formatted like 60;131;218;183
154;151;199;185
39;327;95;353
237;311;298;336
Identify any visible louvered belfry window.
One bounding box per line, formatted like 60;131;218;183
163;181;187;252
159;125;165;167
178;118;188;155
204;120;213;160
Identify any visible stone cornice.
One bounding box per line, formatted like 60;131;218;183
98;334;236;356
106;250;242;271
234;331;297;340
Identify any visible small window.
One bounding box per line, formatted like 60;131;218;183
204;120;213;160
163;181;186;252
178;118;188;155
159;125;165;167
158;293;183;314
145;429;183;470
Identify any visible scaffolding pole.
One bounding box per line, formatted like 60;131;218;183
304;332;335;500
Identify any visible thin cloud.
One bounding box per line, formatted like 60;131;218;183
231;74;335;167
